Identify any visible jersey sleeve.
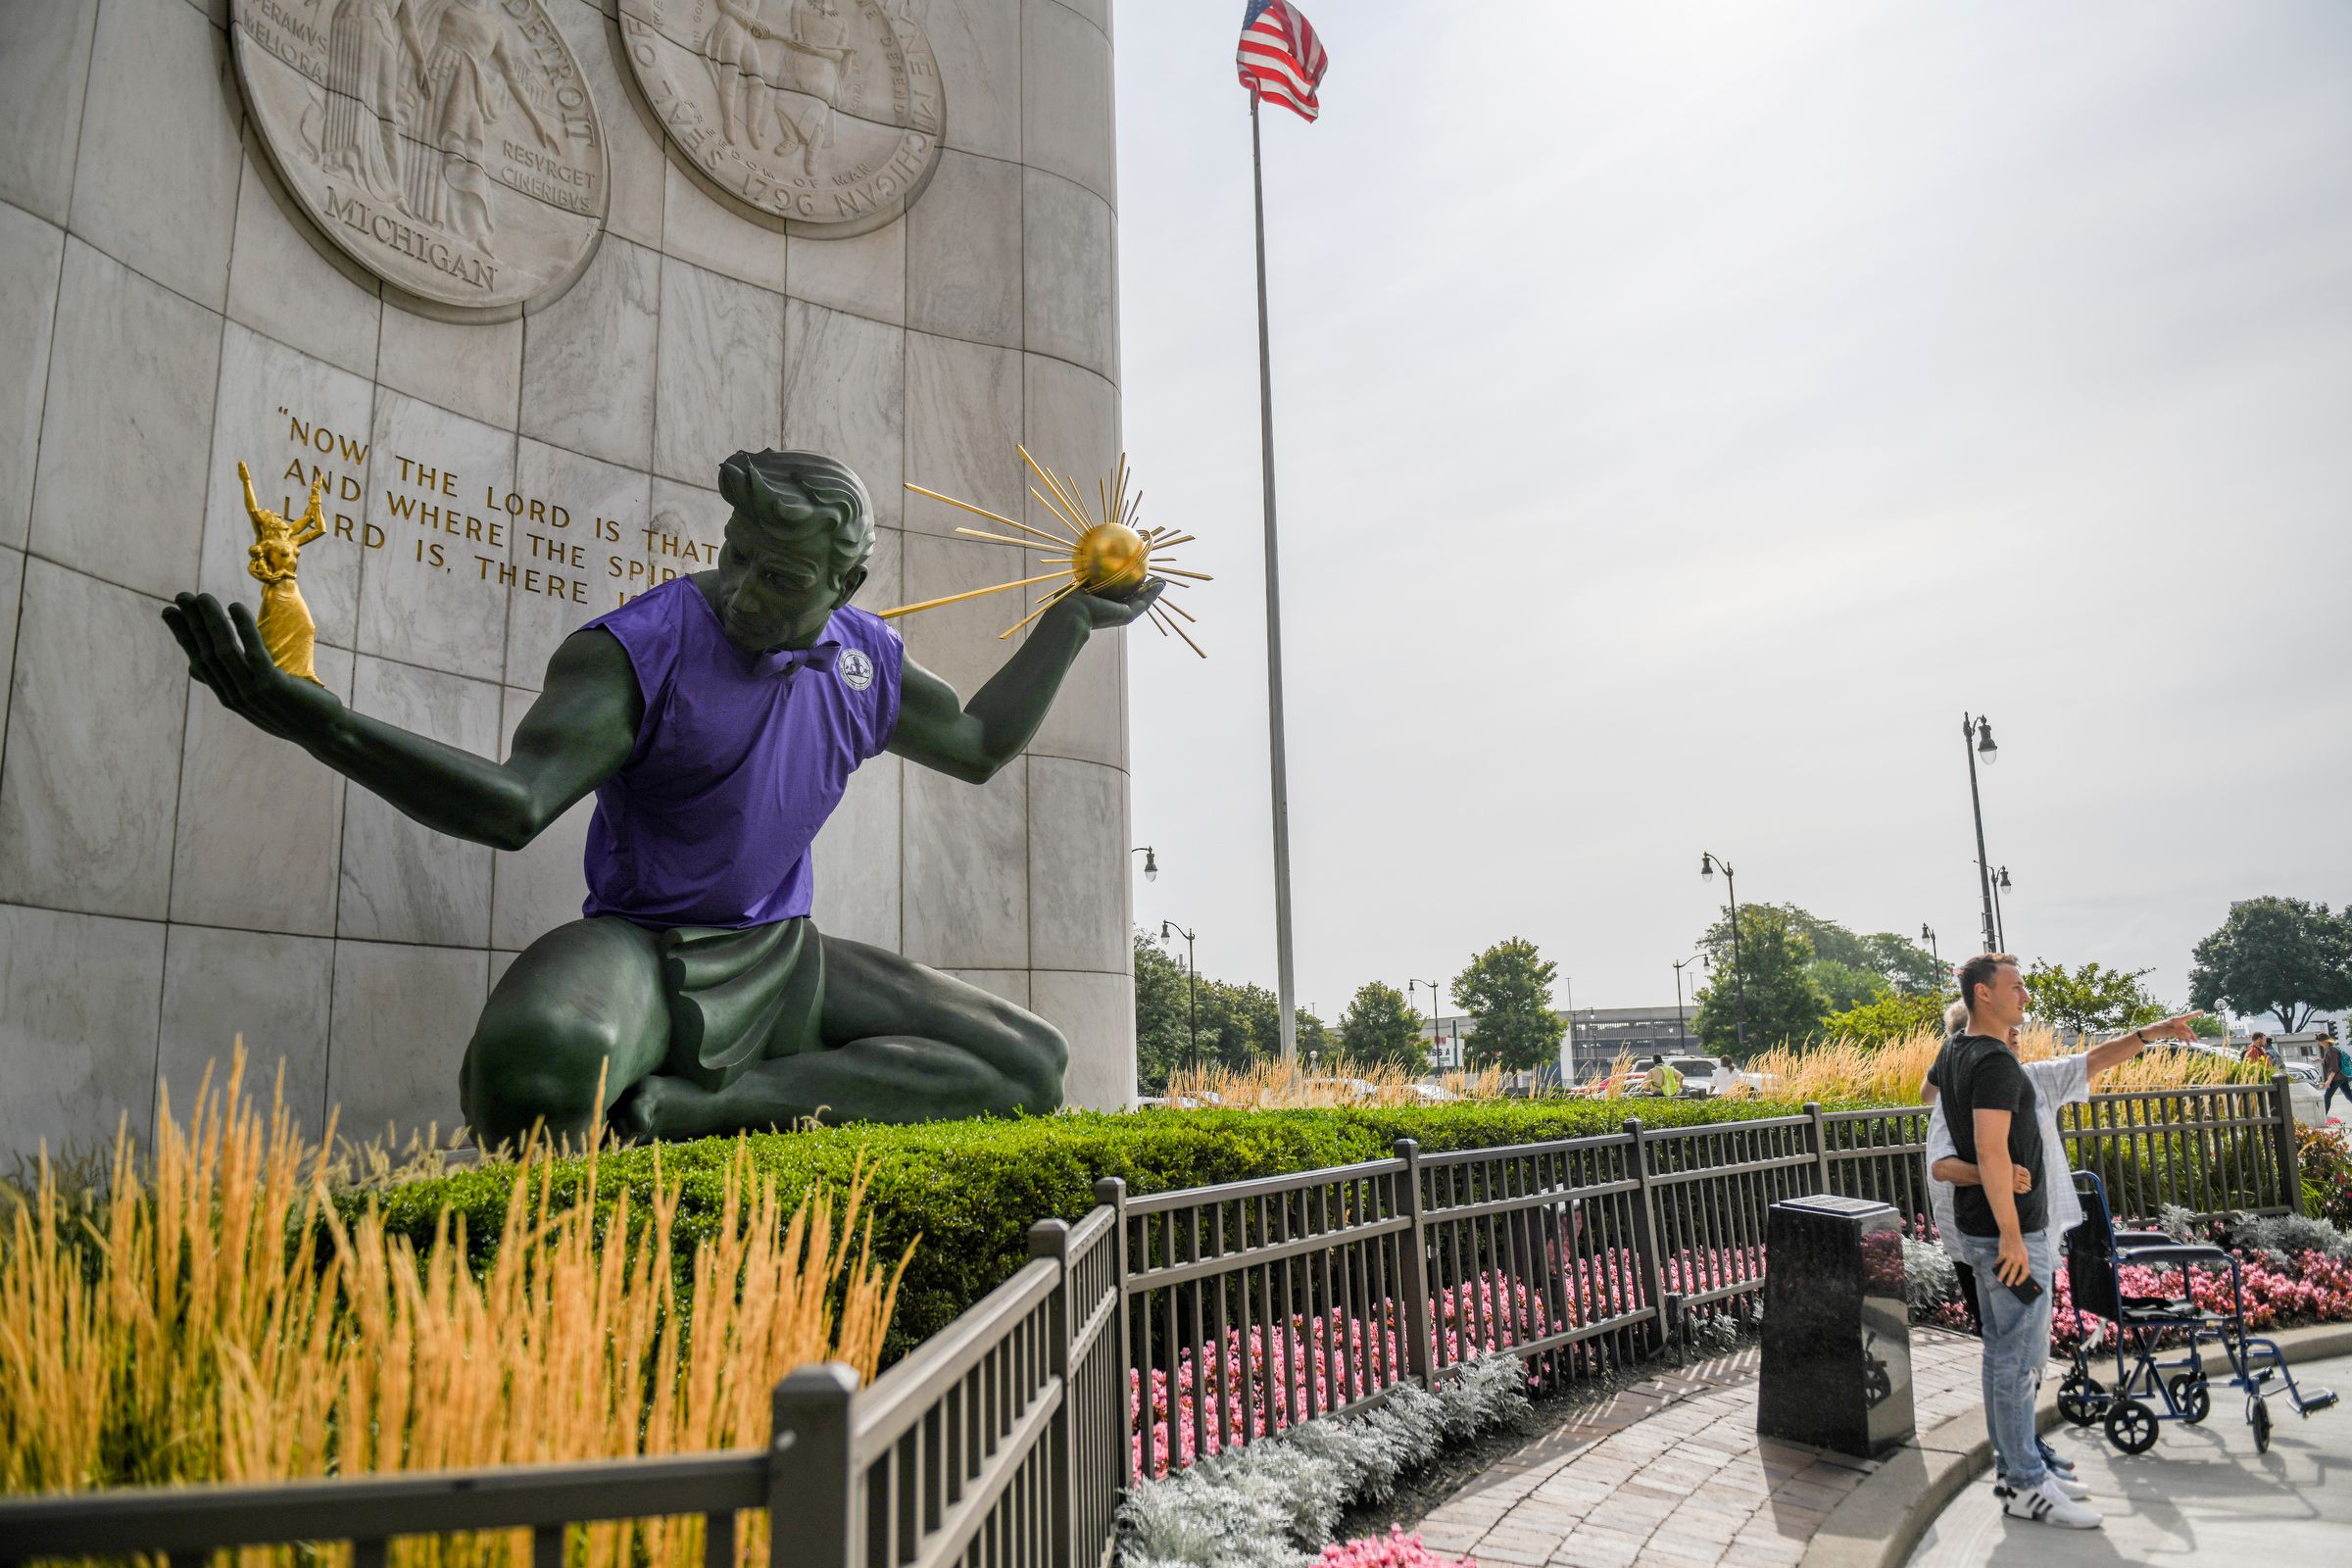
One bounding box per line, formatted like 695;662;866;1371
853;612;904;760
582;583;684;761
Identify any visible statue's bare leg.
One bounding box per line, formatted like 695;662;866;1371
610;934;1067;1140
460;916;671;1152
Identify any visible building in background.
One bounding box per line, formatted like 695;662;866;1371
1422;1004;1704;1081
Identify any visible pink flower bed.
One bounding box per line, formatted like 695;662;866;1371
1128;1245;1769;1478
2049;1247;2352;1348
1315;1527;1474;1568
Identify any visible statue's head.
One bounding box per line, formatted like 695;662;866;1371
711;449;874;652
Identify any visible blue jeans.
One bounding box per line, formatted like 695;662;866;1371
1950;1227;2055;1491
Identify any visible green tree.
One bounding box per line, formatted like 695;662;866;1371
2188;1012;2226;1040
1133;932;1191;1093
1132;932;1329;1088
1451;939;1565;1072
1807;958;1888;1013
1692;906;1829;1054
1703;906;1942;997
1824;989;1956;1047
2188;897;2352;1033
2023;958;2167;1037
1337;981;1429;1071
1861;932;1949;997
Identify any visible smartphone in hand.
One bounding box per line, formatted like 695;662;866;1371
2006;1274;2044;1305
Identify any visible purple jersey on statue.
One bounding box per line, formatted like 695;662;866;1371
578;576;903;928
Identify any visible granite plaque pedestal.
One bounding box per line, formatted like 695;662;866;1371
1757;1194;1915;1456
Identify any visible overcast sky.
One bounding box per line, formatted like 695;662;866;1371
1109;1;2351;1023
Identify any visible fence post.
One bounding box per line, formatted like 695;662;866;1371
1804;1102;1834;1196
1622;1118;1668;1353
769;1363;858;1568
1095;1177;1133;1490
2272;1073;2304;1216
1029;1217;1077;1568
1392;1139;1435;1389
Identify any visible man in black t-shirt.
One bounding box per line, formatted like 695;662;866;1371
1927;954;2100;1529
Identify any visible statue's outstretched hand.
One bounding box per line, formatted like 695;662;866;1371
1064;576;1166;632
162;592;344;746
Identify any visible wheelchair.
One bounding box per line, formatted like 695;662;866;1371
2055;1170;2335;1455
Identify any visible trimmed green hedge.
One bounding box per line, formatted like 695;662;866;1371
359;1099;1823;1358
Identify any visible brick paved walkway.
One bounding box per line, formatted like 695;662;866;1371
1411;1331;1986;1568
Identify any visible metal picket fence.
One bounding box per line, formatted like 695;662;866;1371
0;1079;2301;1568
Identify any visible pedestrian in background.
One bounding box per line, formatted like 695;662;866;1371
2323;1030;2350;1120
2245;1031;2273;1066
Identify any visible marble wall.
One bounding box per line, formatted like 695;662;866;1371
0;0;1135;1157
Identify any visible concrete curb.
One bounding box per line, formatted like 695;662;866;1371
1798;1320;2352;1568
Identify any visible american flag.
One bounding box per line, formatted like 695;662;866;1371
1237;1;1329;122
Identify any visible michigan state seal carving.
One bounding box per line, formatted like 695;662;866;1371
230;0;611;318
617;0;945;235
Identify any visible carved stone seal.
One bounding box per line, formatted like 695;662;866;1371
618;0;945;235
230;0;609;317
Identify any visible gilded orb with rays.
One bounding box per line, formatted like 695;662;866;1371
1072;518;1150;596
885;446;1210;657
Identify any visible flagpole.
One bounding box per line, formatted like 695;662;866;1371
1249;90;1300;1067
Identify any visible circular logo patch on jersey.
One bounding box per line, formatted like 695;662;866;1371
837;648;875;691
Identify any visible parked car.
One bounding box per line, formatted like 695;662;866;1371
2144;1042;2327;1124
1302;1076;1381;1102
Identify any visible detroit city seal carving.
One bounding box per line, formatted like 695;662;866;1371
618;0;945;235
230;0;610;316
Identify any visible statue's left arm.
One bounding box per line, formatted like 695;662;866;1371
887;580;1161;783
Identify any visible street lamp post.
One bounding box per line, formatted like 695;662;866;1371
1672;953;1709;1052
1699;853;1747;1055
1408;978;1443;1068
1921;923;1938;965
1131;846;1157;882
1159;920;1198;1073
1991;866;2011;953
1961;713;1999;953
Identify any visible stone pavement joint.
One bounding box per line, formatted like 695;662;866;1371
1414;1331;1986;1568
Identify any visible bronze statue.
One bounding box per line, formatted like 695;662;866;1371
164;450;1161;1149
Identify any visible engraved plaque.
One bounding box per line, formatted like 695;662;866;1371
618;0;945;235
230;0;610;316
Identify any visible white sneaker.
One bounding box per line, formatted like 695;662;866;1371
2000;1477;2103;1528
1996;1469;2091;1500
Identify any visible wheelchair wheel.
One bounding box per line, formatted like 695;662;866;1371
2168;1374;2211;1425
2058;1372;2107;1428
2251;1397;2273;1454
2106;1396;2160;1455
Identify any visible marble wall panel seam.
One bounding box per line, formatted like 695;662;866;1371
1041;0;1109;44
162;157;248;949
1019;749;1128;772
0;898;530;960
5;198;68;650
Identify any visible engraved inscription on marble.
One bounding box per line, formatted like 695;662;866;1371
269;399;710;621
619;0;945;235
230;0;610;314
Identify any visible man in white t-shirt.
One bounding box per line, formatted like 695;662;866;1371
1920;1005;2203;1505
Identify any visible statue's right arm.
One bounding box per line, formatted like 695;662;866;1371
163;592;641;852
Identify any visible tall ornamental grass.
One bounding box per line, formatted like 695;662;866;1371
1738;1025;2271;1104
1163;1058;1508;1108
0;1049;910;1566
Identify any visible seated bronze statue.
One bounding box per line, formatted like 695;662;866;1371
163;450;1160;1149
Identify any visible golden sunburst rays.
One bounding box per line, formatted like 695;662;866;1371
881;446;1209;657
